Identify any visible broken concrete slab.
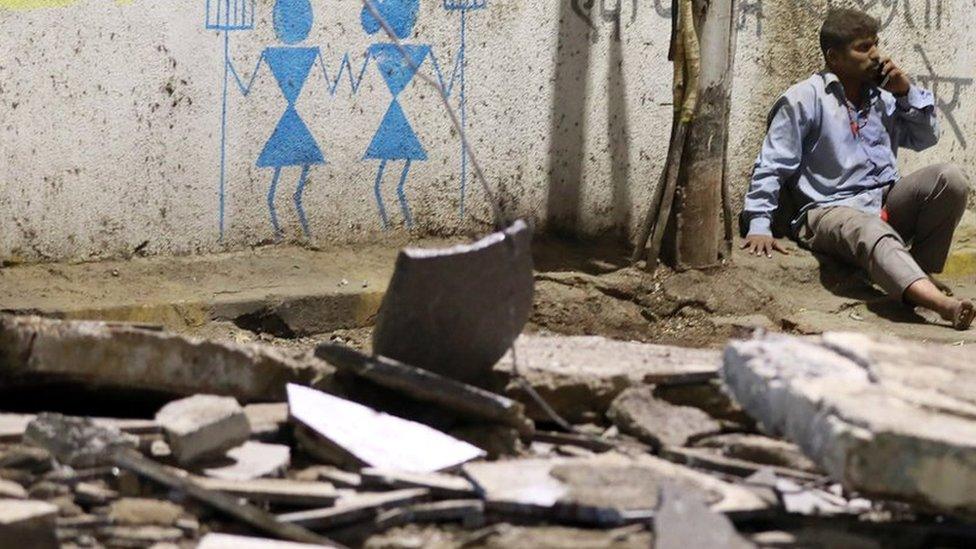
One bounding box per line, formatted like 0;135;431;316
316;343;534;435
693;433;819;473
245;403;289;441
463;452;767;527
372;499;485;531
0;444;52;473
0;499;59;549
495;335;721;422
198;533;328;548
202;441;291;481
723;331;976;516
23;413;138;468
607;386;722;449
0;314;331;401
661;447;823;483
278;488;430;530
372;220;534;385
291;466;361;489
155;395;251;465
360;468;475;498
193;476;340;507
654;484;755;549
288;384;485;473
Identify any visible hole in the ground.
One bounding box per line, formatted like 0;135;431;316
0;383;181;419
232;310;297;339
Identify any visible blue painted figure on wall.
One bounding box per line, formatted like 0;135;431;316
228;0;325;238
361;0;428;229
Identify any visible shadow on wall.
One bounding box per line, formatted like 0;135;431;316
608;34;631;239
545;0;594;236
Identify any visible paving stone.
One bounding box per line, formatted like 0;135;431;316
495;335;721;422
693;433;819;473
288;384;484;473
202;441;290;481
463;452;767;526
0;478;27;499
608;386;722;449
372;220;534;386
108;498;184;526
198;533;325;548
0;314;331;401
654;484;754;549
23;413;138;468
723;331;976;516
155;395;250;465
0;499;59;549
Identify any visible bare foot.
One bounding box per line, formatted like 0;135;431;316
929;275;954;297
942;300;975;331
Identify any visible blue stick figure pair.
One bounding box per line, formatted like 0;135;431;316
221;0;440;237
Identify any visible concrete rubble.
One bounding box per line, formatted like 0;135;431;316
155;394;251;465
723;331;976;516
1;313;976;546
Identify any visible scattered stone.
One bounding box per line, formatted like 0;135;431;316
360;468;475;498
291;466;362;489
0;499;59;549
496;335;721;422
51;495;85;517
155;395;250;465
198;533;325;548
0;479;27;499
693;433;819;473
28;481;70;499
449;424;523;460
463;453;767;526
316;343;534;435
607;386;722;449
288;384;484;473
372;220;534;386
193;477;340;507
108;498;184;526
23;413;137;468
73;481;119;506
654;484;754;549
202;441;290;481
723;332;976;516
278;488;430;530
0;314;330;401
99;525;184;545
175;516;200;535
0;444;52;473
0;468;34;487
244;403;289;441
662;447;823;483
461;524;652;548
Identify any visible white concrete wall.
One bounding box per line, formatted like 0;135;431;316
0;0;971;262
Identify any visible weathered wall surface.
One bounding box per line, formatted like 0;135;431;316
0;0;971;262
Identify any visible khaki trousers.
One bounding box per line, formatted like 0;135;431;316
797;163;970;299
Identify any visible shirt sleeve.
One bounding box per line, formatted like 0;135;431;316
744;92;811;236
893;84;939;151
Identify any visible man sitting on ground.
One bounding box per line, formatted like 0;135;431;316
741;7;974;330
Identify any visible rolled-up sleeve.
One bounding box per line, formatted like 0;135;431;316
744;90;812;236
894;84;939;151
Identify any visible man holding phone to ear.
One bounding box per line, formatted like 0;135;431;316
741;7;974;330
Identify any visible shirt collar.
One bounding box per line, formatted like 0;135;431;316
821;71;880;105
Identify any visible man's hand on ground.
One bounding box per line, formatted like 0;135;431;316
741;235;790;258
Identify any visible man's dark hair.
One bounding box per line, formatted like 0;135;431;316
819;8;880;58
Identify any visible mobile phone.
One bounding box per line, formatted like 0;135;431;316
875;62;891;88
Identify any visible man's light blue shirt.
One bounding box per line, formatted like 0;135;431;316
744;72;939;236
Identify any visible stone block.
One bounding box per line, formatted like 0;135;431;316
0;499;58;549
608;386;722;449
155;395;250;465
22;413;137;468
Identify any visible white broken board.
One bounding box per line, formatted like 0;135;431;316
287;384;485;473
198;533;325;548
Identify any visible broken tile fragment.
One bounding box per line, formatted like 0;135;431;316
73;481;119;506
193;477;339;507
23;413;137;468
278;488;430;530
244;403;289;441
0;499;59;549
723;332;976;516
198;533;325;548
287;384;484;473
290;465;361;489
654;484;754;549
607;386;722;449
496;335;721;422
202;441;290;481
155;395;250;465
360;468;475;498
